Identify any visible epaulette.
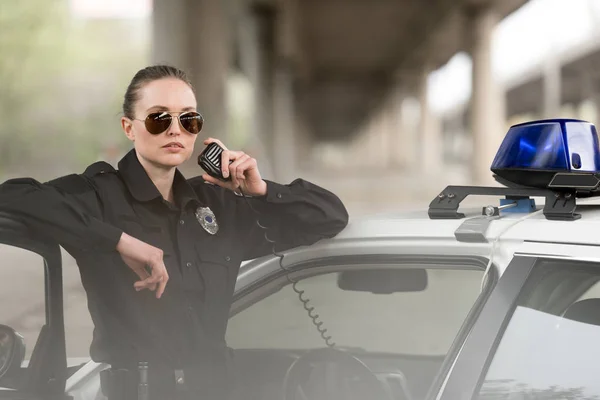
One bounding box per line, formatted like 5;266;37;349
83;161;117;178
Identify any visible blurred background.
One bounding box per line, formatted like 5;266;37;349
3;0;600;357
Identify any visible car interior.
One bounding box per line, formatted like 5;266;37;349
225;263;488;400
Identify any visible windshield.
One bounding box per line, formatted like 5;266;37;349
226;260;488;400
228;267;484;355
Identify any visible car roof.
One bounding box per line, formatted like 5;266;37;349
337;197;600;247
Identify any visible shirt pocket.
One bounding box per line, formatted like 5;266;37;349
194;238;240;337
194;238;239;294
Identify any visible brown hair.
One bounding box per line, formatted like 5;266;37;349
122;65;195;119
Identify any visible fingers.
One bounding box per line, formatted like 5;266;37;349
118;235;169;298
131;267;157;291
204;137;228;151
220;149;244;180
228;153;251;188
134;269;167;297
156;274;168;299
202;173;231;190
133;253;169;298
221;150;231;180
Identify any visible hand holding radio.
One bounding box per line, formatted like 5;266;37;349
199;138;267;197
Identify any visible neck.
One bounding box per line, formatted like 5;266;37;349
137;155;176;203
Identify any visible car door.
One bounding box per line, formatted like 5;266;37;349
0;213;70;400
438;242;600;400
224;252;498;400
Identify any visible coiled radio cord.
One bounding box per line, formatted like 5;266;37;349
238;188;336;348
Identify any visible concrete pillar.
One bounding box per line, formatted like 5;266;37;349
419;67;441;174
400;96;421;172
388;86;406;169
151;0;192;73
152;0;231;177
294;108;312;171
380;105;394;169
543;55;561;118
272;64;296;183
237;6;276;179
468;6;505;185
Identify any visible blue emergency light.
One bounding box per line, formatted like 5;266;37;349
491;119;600;190
429;118;600;221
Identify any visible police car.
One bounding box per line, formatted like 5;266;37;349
2;118;600;400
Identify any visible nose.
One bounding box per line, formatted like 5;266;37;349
166;116;183;136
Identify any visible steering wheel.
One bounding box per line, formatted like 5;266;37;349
282;347;392;400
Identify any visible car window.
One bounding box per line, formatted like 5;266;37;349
476;260;600;399
226;265;484;355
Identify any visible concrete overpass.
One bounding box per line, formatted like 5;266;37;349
152;0;528;184
504;38;600;120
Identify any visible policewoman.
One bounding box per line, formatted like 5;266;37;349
0;65;349;399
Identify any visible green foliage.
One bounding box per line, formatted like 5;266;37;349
0;0;149;179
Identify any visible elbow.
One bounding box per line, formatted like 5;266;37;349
323;196;350;238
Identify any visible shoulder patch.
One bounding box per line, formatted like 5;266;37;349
83;161;116;178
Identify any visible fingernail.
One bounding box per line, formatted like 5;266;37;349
223;171;229;178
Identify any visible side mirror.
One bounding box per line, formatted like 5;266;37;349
0;324;25;381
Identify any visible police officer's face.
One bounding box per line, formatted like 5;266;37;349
123;78;199;169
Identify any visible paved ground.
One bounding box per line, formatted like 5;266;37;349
0;168;480;359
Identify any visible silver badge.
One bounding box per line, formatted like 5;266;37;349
195;206;219;235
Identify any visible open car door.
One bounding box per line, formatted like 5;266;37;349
0;212;70;400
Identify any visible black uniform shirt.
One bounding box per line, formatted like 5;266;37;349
0;149;349;370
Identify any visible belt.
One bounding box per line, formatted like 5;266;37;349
100;362;229;400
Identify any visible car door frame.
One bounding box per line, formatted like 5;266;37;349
0;212;68;398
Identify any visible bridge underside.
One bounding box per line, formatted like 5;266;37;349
289;0;527;141
153;0;527;182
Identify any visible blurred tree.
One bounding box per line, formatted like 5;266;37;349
0;0;70;174
0;0;150;179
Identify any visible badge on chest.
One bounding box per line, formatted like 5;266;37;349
195;206;219;235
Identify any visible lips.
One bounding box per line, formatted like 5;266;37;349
163;142;184;148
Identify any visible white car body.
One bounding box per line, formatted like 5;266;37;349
62;196;600;399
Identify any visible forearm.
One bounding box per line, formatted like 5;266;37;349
241;179;349;260
0;177;122;252
250;179;349;236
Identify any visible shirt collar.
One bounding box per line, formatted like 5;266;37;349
117;149;201;209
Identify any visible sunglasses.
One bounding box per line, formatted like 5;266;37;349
135;111;204;135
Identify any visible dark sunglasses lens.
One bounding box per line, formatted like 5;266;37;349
145;112;172;134
180;112;203;134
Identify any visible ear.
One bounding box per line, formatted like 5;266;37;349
121;117;135;142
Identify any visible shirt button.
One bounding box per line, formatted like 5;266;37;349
277;193;282;199
186;262;192;268
179;219;185;225
225;256;231;262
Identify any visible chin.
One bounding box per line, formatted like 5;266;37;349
155;153;189;168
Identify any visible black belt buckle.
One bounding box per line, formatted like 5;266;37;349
174;369;188;392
